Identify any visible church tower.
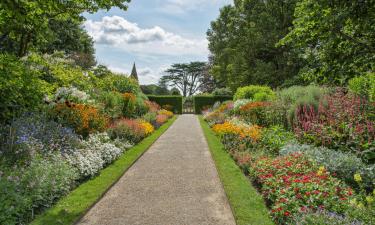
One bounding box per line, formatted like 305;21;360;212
130;62;139;82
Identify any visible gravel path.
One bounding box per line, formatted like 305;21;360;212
78;114;235;225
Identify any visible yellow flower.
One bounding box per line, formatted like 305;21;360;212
357;203;365;208
366;196;374;204
139;121;154;135
317;166;325;176
354;173;362;183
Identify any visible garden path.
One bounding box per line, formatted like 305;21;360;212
78;114;235;225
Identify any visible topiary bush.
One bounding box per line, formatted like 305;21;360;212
234;85;275;101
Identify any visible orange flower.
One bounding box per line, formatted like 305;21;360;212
212;121;261;141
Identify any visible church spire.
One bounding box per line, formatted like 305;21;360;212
130;62;139;82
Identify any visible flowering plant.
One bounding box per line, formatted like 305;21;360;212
294;90;375;161
144;100;160;113
212;121;261;141
158;109;174;118
52;102;108;137
249;153;354;224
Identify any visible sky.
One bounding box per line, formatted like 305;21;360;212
83;0;232;85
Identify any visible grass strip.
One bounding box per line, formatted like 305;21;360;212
31;116;177;225
199;116;273;225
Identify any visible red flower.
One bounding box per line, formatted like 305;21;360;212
284;211;290;217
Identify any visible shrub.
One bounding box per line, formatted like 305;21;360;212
122;92;136;117
100;73;141;94
147;95;183;114
212;87;233;96
233;99;252;111
203;111;226;126
280;144;375;190
107;118;148;143
51;102;108;138
234;85;275;101
259;126;296;155
0;113;80;166
144;100;160;113
193;95;233;114
349;72;375;102
293;91;375;161
249;153;354;224
238;101;271;125
0;54;47;123
53;87;90;104
0;154;78;224
97;91;124;119
212;121;261;142
143;112;157;124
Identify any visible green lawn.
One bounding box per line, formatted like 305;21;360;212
199;116;273;225
31;116;177;225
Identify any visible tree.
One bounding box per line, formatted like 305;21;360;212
278;0;375;85
160;62;207;97
207;0;301;90
0;0;130;57
140;84;170;95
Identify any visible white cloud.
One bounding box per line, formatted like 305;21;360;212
158;0;232;14
84;16;208;56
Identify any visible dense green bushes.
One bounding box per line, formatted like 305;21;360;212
193;95;232;114
234;85;275;101
349;73;375;102
147;95;183;114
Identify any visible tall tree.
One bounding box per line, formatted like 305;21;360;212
160;62;207;97
207;0;301;90
278;0;375;85
0;0;130;57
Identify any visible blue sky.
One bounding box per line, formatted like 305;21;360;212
83;0;232;84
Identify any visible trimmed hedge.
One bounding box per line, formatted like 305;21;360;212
194;95;232;114
147;95;183;114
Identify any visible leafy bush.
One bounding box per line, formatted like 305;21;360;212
234;85;275;101
349;73;375;102
212;87;233;96
203;111;226;126
280;144;375;190
249;153;354;224
97;91;124;119
100;73;141;94
51;102;108;138
0;54;47;123
0;155;78;224
259;126;296;155
237;101;271;125
143;112;157;124
122;93;136;117
293;91;375;162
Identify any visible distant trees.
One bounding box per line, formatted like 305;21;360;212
160;62;208;97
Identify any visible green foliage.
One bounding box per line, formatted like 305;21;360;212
140;84;170;95
259;126;295;155
0;0;130;57
0;54;47;123
147;95;183;114
234;85;275;101
349;73;375;102
97;91;124;119
212;87;232;96
207;0;301;90
99;73;141;94
279;0;375;85
277;85;328;125
193;95;233;114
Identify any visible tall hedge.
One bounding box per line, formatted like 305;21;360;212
194;95;233;114
147;95;183;114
